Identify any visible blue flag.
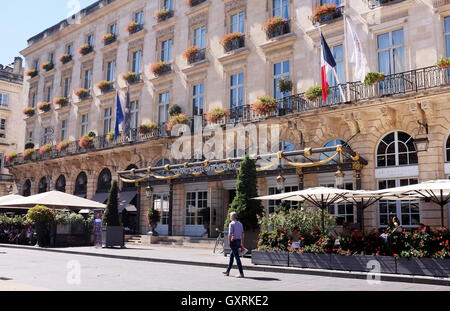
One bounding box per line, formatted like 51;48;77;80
114;92;124;140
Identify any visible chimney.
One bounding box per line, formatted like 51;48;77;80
13;57;23;74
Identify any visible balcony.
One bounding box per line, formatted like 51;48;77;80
188;49;206;64
368;0;406;8
188;0;207;6
224;36;245;53
312;5;343;26
6;65;450;167
266;20;291;40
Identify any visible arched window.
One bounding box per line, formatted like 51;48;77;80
446;134;450;162
38;177;48;194
320;139;350;164
123;165;138;189
376;131;417;167
23;180;31;197
74;172;88;198
156;159;171;167
55;175;66;192
97;168;112;193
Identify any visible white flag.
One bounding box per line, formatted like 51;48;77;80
346;18;368;83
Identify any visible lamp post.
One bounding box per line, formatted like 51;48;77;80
276;174;286;193
413;137;429;152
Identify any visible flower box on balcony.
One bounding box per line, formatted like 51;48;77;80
26;69;38;78
186;0;207;6
264;17;290;39
183;46;201;62
436;57;450;69
5;152;18;163
252;250;289;267
168;104;182;117
39;144;53;155
38;102;52;113
78;44;93;56
102;33;116;45
23;149;35;160
126;22;141;35
305;86;329;101
312;4;340;24
78;134;95;149
206;108;228;124
97;81;113;93
251;95;278;115
139;122;158;135
23;107;36;118
166;114;189;132
122;72;139;84
151;61;171;76
105;131;118;143
221;32;245;52
74;88;89;100
59;54;72;64
54;97;68;107
364;72;385;85
56;140;72;153
25;142;35;150
155;9;172;22
41;62;54;72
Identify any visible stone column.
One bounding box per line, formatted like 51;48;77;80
208;181;224;237
139;185;151;234
172;183;185;236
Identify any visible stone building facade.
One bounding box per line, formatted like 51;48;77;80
6;0;450;236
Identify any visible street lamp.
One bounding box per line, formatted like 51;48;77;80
413;137;429;152
335;168;345;189
276;174;286;193
145;185;153;198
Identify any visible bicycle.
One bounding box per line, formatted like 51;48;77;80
213;228;225;254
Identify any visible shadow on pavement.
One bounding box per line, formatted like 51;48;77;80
244;277;281;281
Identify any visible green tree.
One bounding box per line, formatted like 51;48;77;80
103;180;120;227
225;155;263;231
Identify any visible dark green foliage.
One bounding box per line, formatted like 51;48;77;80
103;181;120;227
148;208;161;226
275;201;291;213
25;141;35;150
168;104;182;116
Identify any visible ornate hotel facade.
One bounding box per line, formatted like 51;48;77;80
6;0;450;236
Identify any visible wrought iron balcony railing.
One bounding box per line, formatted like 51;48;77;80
224;36;245;53
266;20;291;39
188;49;206;64
312;5;344;25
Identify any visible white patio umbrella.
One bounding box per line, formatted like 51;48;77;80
0;191;106;210
375;179;450;227
0;194;29;211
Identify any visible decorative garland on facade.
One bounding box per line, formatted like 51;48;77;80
281;145;343;168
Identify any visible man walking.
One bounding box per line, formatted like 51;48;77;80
223;212;245;278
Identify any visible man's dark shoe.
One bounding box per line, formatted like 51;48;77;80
222;271;230;276
236;274;245;278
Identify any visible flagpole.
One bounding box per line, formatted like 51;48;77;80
343;10;351;102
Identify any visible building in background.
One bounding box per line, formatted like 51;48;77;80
0;57;24;195
6;0;450;237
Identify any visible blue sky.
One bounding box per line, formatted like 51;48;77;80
0;0;97;66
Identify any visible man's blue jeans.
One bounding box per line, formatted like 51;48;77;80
227;239;243;275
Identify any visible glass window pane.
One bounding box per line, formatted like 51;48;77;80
377;33;390;49
392;29;404;45
378;50;391;74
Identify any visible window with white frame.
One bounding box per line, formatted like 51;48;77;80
446;135;450;162
376;131;417;167
0;94;8;107
0;119;6;138
33;60;39;71
320;182;354;224
273;0;289;19
192;83;204;116
193;25;206;50
230;72;244;116
60;120;67;142
161;39;172;62
135;10;144;25
87;34;94;47
30;92;36;108
43;127;52;144
130;100;139;131
80;114;88;136
49;52;54;64
377;29;405;75
328;45;344;86
66;44;73;55
267;185;299;213
63;77;71;98
106;60;115;82
445;17;450;60
163;0;173;11
378;178;419;228
158;92;170;124
185;191;208;225
109;23;117;36
45;85;52;102
84;69;92;90
230;11;245;33
153;193;169;225
273;60;290;100
27;131;33;143
132;50;142;75
103;107;113;136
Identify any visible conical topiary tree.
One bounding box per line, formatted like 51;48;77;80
225;155;263;231
102;180;121;227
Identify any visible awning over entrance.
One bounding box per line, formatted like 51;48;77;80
118;191;137;213
90;192;109;204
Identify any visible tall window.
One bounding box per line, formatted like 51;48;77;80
30;92;36;108
321;0;341;5
153;194;169;225
163;0;173;10
446;135;450;162
267;185;299;214
43;127;52;144
0;119;6;138
80;114;88;136
230;72;244;116
376;131;418;167
0;94;8;107
63;77;71;98
109;23;117;35
328;45;344;86
66;44;73;55
185;191;208;225
273;60;290;100
60;120;67;141
230;11;245;33
273;0;289;19
45;86;52;102
445;17;450;77
107;60;115;82
49;53;54;64
193;26;206;50
161;39;172;62
84;69;92;89
132;50;142;74
103;107;112;135
87;34;94;47
320;181;354;224
135;10;144;26
33;60;39;71
192;83;204;116
377;29;405;75
158;92;170;124
130;101;139;130
27;131;33;143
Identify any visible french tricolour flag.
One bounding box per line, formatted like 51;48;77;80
320;33;336;102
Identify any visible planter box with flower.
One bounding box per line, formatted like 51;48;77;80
59;54;72;64
39;144;53;156
122;72;139;84
38;102;52;113
305;86;329;102
167;114;189;132
184;46;205;64
74;88;90;100
155;9;173;23
25;141;35;150
221;32;245;52
40;62;54;72
264;16;290;39
78;44;93;56
78;131;96;149
97;80;113;93
364;72;385;85
23;107;36;118
102;33;116;45
106;131;121;143
436;57;450;69
6;152;18;163
206;108;228;124
139;122;158;135
26;69;38;78
252;250;289;267
251;95;278;116
126;22;142;35
312;4;341;24
23;148;35;161
54;97;68;108
151;61;171;76
56;140;72;153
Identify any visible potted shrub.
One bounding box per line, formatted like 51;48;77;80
206;108;228;124
436;57;450;68
23;148;35;160
251;95;278;115
102;33;116;45
56;140;71;153
166;114;189;132
54;97;68;107
139;122;158;134
78;135;94;149
26;69;38;78
38;102;52;113
155;9;172;22
97;80;113;93
305;86;329;101
364;72;385;85
126;22;140;34
59;54;72;64
122;72;138;84
278;78;293;97
148;208;161;236
41;61;54;72
150;61;171;76
105;131;118;143
102;181;124;248
264;16;289;37
78;43;93;56
39;143;53;155
26;205;56;247
168;104;182;117
74;88;89;100
183;46;200;62
23;107;36;117
25;141;35;150
312;4;338;23
5;152;18;163
221;32;244;51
